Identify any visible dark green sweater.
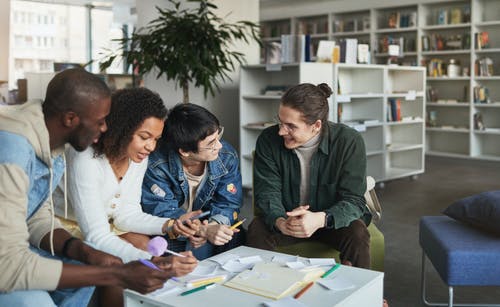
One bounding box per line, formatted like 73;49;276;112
253;122;371;231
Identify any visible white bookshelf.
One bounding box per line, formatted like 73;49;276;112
239;63;426;186
259;0;500;162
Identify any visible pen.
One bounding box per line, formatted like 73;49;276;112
139;259;161;270
180;282;216;296
294;281;314;299
321;263;341;278
164;248;187;258
230;218;246;230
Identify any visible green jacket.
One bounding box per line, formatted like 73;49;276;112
253;122;371;231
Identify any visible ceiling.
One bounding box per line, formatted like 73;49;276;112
19;0;135;8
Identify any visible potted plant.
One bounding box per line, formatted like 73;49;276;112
99;0;261;103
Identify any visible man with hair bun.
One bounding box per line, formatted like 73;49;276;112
248;82;372;269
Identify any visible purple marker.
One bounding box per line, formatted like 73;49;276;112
139;258;161;270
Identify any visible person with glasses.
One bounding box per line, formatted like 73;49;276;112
247;83;372;269
141;103;244;260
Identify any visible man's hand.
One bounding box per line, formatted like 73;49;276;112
197;220;237;246
81;243;123;266
189;235;207;249
151;251;198;276
275;205;325;238
117;261;172;294
168;211;203;238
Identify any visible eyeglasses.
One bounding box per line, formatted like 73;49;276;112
274;116;298;133
198;126;224;151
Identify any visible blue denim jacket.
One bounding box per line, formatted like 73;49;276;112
141;140;242;225
0;131;65;220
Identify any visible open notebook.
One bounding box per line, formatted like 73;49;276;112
224;262;324;300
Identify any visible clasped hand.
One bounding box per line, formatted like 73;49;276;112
276;205;325;238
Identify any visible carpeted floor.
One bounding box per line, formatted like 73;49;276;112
241;155;500;307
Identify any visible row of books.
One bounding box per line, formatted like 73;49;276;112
475;57;494;77
433;6;471;25
387;98;402;122
297;19;328;35
378;36;416;54
333;17;370;33
421;33;470;51
264;35;312;64
386;11;417;29
261;22;291;38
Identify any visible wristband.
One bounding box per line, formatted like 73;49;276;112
61;237;79;258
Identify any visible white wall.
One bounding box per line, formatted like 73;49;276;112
261;0;458;20
135;0;260;151
0;0;10;81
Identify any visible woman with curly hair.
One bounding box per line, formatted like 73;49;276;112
53;88;199;266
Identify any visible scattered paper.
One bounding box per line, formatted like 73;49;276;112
286;261;306;269
317;276;355;291
238;255;263;264
222;260;253;273
209;253;239;266
308;258;336;266
149;283;182;298
190;263;218;276
272;255;298;263
263;297;308;307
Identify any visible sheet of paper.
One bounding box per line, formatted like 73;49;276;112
209;253;239;265
189;263;219;276
286;261;306;269
239;255;263;264
272;255;298;263
222;259;253;273
263;297;308;307
317;276;356;291
308;258;336;266
148;283;182;298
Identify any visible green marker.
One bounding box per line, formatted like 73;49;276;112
321;263;341;278
180;282;216;296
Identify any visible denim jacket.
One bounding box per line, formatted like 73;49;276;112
141;140;242;225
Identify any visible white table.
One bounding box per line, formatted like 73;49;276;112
124;246;384;307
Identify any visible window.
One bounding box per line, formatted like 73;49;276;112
9;0;136;88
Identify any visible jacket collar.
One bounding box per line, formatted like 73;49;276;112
167;148;228;181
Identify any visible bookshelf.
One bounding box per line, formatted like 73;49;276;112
239;63;426;187
259;0;500;162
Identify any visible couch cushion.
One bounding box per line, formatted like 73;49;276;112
443;190;500;236
420;216;500;286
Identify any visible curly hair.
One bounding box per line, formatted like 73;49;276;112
93;87;167;160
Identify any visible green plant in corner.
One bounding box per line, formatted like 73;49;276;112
98;0;261;103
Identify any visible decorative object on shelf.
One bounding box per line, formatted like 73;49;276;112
473;85;490;104
447;59;461;77
475;32;490;50
474;112;485;130
97;0;261;103
475;57;494;77
316;40;336;62
426;86;439;102
428;110;438;127
437;8;448;25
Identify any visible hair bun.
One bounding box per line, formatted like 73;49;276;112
317;83;333;98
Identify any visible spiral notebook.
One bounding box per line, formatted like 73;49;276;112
224;262;324;300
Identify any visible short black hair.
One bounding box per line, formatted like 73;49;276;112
42;68;110;117
93;87;167;160
161;103;219;153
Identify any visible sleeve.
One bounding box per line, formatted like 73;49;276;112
0;163;62;291
141;162;186;219
327;130;370;229
27;199;64;248
207;144;243;225
253;129;288;231
66;149;152;263
112;159;169;234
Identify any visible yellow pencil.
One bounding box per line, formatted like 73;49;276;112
230;218;246;230
187;275;226;288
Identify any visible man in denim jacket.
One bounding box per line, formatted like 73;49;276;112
142;103;243;259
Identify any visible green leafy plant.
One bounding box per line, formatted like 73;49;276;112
99;0;261;103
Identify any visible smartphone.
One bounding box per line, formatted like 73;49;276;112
182;211;210;225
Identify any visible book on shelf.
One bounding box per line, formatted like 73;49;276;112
280;34;311;63
316;40;336;62
357;44;370;64
473;85;490;103
388;98;402;122
344;118;380;125
263;85;289;96
475;32;490;50
475;57;494;77
339;38;358;64
265;42;282;65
